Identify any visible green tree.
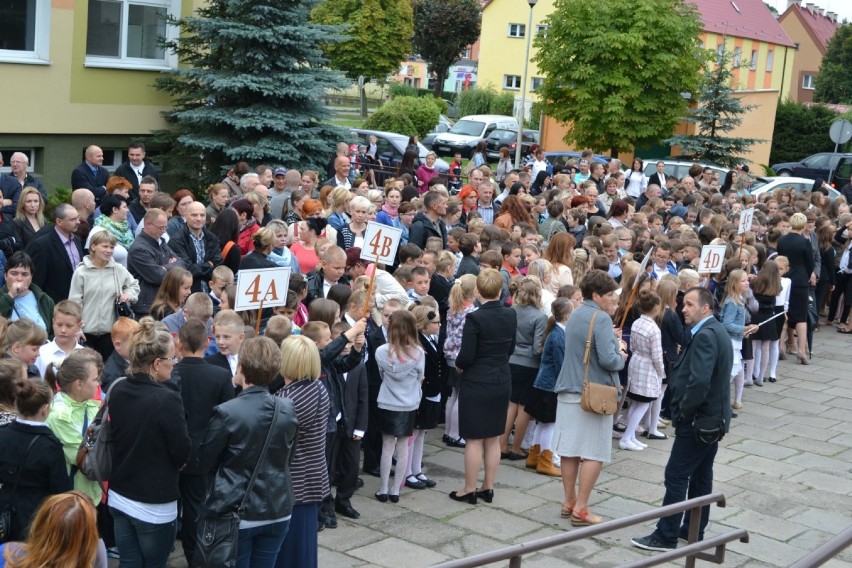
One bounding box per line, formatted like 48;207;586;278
769;101;839;165
533;0;707;155
411;0;481;99
814;24;852;104
365;96;441;137
152;0;348;187
313;0;414;115
666;47;761;168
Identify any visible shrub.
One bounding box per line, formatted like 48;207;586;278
457;85;519;118
366;96;441;138
389;82;419;99
364;106;418;137
770;101;838;165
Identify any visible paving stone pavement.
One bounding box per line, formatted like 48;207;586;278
141;329;852;567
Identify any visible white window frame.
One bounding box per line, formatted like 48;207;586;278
0;149;36;174
536;25;549;37
766;49;774;72
503;75;522;90
507;23;526;38
530;77;544;92
750;49;757;70
803;74;815;90
733;47;742;67
0;0;51;65
85;0;180;71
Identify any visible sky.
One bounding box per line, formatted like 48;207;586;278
767;0;852;23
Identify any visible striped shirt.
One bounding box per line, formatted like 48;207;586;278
274;379;330;504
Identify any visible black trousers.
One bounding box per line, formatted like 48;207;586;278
334;425;361;507
179;473;205;565
86;333;115;361
362;382;383;472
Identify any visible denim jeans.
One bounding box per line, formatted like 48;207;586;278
110;507;177;568
652;425;719;546
236;519;290;568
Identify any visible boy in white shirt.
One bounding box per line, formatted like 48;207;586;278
36;300;85;379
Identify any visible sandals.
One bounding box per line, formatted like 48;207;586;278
837;327;852;335
571;507;603;526
560;500;576;518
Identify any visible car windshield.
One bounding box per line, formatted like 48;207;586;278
750;178;770;190
449;120;486;136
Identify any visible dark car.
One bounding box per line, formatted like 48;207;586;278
485;129;539;161
349;128;449;185
771;152;852;185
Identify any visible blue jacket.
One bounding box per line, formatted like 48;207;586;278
719;298;747;340
532;325;565;393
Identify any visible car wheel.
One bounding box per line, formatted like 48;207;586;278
776;170;792;176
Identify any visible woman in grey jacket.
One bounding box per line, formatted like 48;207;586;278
552;270;627;527
500;276;548;460
68;231;140;359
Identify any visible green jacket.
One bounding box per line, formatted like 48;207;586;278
45;391;103;505
0;283;56;336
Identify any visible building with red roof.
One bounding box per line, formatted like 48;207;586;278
778;1;841;102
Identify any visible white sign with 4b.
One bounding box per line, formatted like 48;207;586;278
361;222;403;266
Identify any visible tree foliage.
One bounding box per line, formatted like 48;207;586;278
312;0;414;83
365;96;441;137
666;47;761;168
769;101;839;165
457;86;514;118
532;0;707;154
814;24;852;105
152;0;348;186
411;0;481;98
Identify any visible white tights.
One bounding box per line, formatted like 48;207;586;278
406;429;427;479
753;340;770;382
645;385;666;436
380;435;408;496
444;387;460;440
531;421;555;452
623;401;650;445
766;340;780;379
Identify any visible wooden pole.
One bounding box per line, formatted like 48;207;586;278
362;263;379;319
738;232;745;263
255;299;264;336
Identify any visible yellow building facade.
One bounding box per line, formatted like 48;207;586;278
0;0;200;189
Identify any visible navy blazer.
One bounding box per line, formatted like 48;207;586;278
668;317;733;431
71;162;109;204
25;228;84;304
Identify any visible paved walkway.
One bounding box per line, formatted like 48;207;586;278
157;328;852;567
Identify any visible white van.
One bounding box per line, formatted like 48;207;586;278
431;114;519;158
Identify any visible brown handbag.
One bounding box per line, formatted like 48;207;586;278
579;312;620;415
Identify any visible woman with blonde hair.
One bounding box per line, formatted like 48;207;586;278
542;232;576;295
240;227;279;271
244;191;271;226
0;491;102;567
12;187;45;249
274;336;329;568
326;186;351;231
776;212;814;364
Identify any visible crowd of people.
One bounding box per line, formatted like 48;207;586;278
0;140;851;566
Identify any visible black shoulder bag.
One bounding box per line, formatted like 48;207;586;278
193;398;280;568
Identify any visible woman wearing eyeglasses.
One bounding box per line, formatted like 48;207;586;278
106;318;190;568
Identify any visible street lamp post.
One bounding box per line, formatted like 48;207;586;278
514;0;538;170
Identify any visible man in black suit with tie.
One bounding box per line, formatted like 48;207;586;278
25;203;84;304
632;287;733;552
114;142;159;203
71;145;109;205
647;161;668;190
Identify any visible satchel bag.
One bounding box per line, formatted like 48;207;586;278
579;312;620;415
113;268;136;321
193;399;280;568
0;437;39;543
692;414;726;445
76;377;126;487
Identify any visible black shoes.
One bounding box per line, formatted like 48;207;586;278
474;488;494;503
319;511;337;529
405;476;427;489
449;491;477;504
334;503;360;519
631;534;676;551
389;494;400;503
768;376;777;383
414;473;437;488
375;492;388;503
355;477;364;489
443;435;466;448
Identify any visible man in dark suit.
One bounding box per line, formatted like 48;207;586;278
334;350;368;520
174;319;234;566
632;287;734;552
647;161;668;190
169;202;222;293
321;155;352;190
25;203;84;304
114;142;158;203
71;145;109;205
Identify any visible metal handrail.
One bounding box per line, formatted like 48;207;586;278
432;492;748;568
790;525;852;568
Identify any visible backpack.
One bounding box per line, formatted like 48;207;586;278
76;377;126;487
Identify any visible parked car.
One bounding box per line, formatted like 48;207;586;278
349;128;449;184
770;153;852;184
431;114;519;158
749;176;841;201
545;151;613;169
421;115;454;149
485;129;539;161
642;159;727;181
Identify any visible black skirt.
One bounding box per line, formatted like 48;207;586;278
510;363;538;405
627;392;657;403
414;398;441;430
378;409;416;437
459;379;510;440
752;308;781;341
524;386;557;423
787;286;809;324
445;364;460;389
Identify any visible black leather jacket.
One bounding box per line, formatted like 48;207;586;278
198;386;299;521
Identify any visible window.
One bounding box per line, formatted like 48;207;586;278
85;0;179;70
803;75;815;89
0;149;35;174
716;44;725;64
508;24;526;38
531;77;544;91
536;25;548;37
0;0;50;64
503;75;522;90
733;47;741;67
766;49;774;72
750;49;757;70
